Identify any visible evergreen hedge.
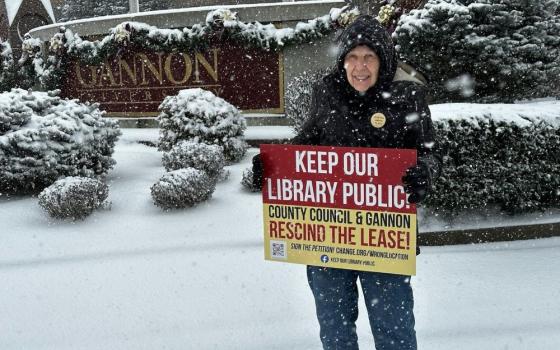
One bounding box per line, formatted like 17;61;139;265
427;116;560;214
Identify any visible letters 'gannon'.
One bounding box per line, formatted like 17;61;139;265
62;43;283;116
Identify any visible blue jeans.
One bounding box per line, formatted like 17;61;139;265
307;266;417;350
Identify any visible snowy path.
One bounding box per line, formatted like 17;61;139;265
1;138;559;350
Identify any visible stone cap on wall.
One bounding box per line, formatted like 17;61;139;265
28;0;345;41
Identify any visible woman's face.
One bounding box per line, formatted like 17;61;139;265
344;45;380;93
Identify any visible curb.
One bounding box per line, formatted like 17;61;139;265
418;222;560;246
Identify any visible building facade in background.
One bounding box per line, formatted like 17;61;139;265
0;0;55;56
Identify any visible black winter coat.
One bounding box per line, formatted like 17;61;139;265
291;74;442;179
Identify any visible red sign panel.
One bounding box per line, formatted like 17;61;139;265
61;42;283;116
261;144;417;213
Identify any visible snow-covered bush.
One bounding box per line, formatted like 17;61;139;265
426;117;560;214
38;177;109;220
241;168;260;192
0;40;16;92
151;168;216;209
158;88;248;162
162;140;225;178
394;0;560;102
285;68;329;133
0;89;121;194
18;36;44;90
221;137;248;164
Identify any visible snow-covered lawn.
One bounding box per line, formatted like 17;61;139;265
1;132;559;349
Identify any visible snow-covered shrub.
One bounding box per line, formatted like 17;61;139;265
216;168;230;182
151;168;216;209
221;137;248;164
38;177;109;220
162;140;225;178
0;40;16;92
158;88;247;162
241;167;260;192
0;89;121;194
18;36;44;90
394;0;560;102
0;93;33;134
285;68;329;133
426;117;560;214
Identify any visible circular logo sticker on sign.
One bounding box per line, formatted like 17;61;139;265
371;112;386;128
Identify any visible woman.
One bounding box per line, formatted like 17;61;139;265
254;15;442;350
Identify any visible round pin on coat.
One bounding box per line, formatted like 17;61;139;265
371;112;386;128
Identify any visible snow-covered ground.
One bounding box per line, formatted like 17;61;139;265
1;131;559;349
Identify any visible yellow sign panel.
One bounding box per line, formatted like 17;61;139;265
263;204;417;275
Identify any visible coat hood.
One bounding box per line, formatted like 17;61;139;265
335;15;397;95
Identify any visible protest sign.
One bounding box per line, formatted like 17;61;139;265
260;144;417;275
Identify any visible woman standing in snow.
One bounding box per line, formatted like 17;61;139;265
254;15;441;350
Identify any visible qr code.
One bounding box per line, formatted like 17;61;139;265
270;240;287;259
